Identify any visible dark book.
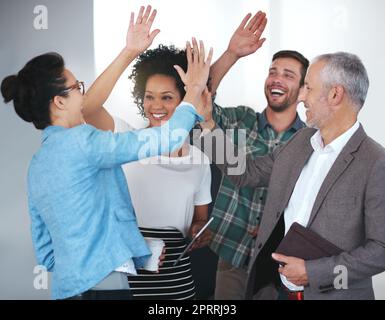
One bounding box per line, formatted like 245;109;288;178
275;222;343;261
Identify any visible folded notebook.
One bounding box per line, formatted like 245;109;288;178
275;222;343;261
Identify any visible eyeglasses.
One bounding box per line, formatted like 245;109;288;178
62;81;85;95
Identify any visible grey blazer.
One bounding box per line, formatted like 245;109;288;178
197;125;385;299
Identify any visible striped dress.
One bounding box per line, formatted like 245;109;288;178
127;227;196;300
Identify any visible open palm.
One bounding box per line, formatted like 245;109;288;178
228;11;268;58
126;5;160;54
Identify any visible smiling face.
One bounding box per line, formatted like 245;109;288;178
264;57;303;113
143;74;182;127
299;60;334;129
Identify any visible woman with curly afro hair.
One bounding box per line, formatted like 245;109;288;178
85;30;214;299
129;44;188;121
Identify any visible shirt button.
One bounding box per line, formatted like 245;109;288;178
258;243;263;249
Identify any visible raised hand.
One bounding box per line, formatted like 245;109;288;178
174;38;213;116
125;5;160;55
227;11;267;59
208;11;267;95
175;38;213;93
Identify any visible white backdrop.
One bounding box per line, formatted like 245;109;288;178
94;0;271;128
94;0;385;299
94;0;385;147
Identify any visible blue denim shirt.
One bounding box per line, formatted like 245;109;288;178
27;103;202;299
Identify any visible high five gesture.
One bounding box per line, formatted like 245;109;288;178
126;5;160;55
174;38;213;118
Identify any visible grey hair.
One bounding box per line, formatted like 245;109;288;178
313;52;369;112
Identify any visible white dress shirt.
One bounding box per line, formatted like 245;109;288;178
281;121;360;291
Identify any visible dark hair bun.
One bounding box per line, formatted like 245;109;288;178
1;75;19;103
1;52;67;129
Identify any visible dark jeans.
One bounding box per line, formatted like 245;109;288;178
66;289;133;300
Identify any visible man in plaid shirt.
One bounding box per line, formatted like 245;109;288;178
207;12;309;299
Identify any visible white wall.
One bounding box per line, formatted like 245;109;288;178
94;0;272;128
95;0;385;147
94;0;385;299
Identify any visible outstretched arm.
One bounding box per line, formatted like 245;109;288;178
79;39;214;167
194;90;273;188
83;5;160;131
209;11;267;95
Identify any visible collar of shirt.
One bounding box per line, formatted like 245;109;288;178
42;125;67;143
310;121;360;154
258;110;305;134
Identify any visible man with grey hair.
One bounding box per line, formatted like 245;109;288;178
198;52;385;299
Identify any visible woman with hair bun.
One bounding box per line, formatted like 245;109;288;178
1;6;212;300
1;53;68;128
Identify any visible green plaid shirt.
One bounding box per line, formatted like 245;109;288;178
209;102;305;268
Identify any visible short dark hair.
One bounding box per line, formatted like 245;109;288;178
272;50;309;87
129;45;187;117
1;52;68;130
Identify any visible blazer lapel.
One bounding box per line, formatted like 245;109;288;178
280;132;314;212
307;125;367;227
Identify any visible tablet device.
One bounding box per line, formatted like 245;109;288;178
173;217;214;267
